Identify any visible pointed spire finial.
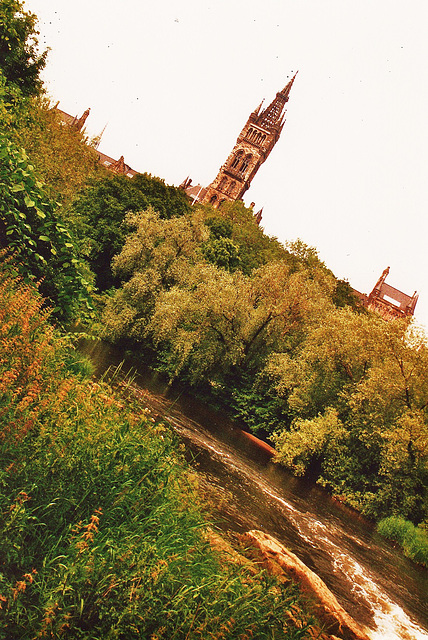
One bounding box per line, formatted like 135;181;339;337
74;107;91;131
253;99;264;116
280;71;298;98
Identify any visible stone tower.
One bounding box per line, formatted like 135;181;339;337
202;74;297;208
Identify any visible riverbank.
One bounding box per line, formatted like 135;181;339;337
0;266;328;639
82;341;428;640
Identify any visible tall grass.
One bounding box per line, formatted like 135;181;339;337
377;516;428;568
0;261;314;638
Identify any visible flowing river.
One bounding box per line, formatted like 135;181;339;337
80;340;428;640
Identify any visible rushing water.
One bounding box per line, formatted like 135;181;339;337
80;340;428;640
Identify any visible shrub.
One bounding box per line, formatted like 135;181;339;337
0;132;93;319
377;516;428;567
403;527;428;567
377;516;415;545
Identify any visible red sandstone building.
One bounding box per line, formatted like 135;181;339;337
56;93;418;320
181;75;298;220
56;105;137;178
354;267;418;320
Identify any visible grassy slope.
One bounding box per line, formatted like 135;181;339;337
0;259;317;639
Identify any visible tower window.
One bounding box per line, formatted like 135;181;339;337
218;176;228;192
247;127;256;141
226;180;236;195
230;150;243;169
210;195;218;205
239;154;252;174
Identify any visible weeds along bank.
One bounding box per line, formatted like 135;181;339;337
0;264;317;639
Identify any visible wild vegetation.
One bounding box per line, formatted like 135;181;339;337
0;259;316;638
377;516;428;567
98;203;427;528
1;18;427;640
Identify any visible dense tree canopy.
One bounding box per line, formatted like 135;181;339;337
268;313;428;521
0;131;93;319
12;99;104;206
70;173;192;289
101;205;428;525
0;0;47;96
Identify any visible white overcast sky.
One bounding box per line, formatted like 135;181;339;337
26;0;428;328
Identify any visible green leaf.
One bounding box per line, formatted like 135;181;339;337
24;195;35;208
39;235;50;242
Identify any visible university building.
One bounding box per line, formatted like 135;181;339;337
56;83;418;320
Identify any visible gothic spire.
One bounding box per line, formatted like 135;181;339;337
257;72;297;130
200;73;297;208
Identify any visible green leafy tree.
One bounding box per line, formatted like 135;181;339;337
0;133;92;319
70;175;149;290
12;98;105;207
265;306;381;419
0;0;47;96
102;209;208;341
201;213;241;271
268;312;428;522
70;173;192;290
202;235;241;271
147;263;253;381
132;172;192;219
145;260;332;384
200;201;290;275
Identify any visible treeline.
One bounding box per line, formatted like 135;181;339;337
97;205;428;527
1;0;427;553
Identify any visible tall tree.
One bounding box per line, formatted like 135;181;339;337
269;313;428;521
70;173;192;290
0;0;47;96
102;209;208;341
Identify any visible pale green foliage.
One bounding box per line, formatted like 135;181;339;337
146;260;333;382
103;209;208;341
103;208;334;384
12;97;104;206
147;263;252;380
265;307;382;416
348;322;428;419
381;411;427;475
113;208;208;281
273;407;345;475
267;309;428;520
245;262;334;361
285;239;324;268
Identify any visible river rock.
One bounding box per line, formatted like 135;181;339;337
241;530;371;640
